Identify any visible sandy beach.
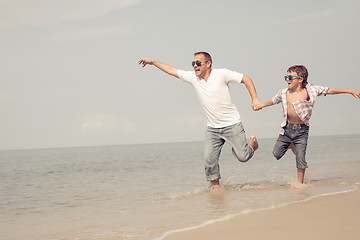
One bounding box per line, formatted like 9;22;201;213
164;188;360;240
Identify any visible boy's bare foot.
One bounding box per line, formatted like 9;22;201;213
248;135;259;151
288;143;296;155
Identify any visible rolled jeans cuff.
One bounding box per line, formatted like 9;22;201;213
207;174;221;182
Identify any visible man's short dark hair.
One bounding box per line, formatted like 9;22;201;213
287;65;308;87
194;51;212;67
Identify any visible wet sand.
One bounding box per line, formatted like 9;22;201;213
164;188;360;240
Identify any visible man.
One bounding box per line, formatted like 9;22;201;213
139;52;260;189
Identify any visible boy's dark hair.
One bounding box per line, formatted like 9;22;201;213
194;51;212;67
287;65;308;87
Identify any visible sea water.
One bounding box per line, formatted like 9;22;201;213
1;135;360;240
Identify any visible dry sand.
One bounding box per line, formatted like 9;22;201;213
164;188;360;240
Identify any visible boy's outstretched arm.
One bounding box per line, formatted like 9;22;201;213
241;75;261;110
253;99;275;111
327;88;360;99
138;58;179;78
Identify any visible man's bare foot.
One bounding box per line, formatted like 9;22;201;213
288;143;296;155
211;179;220;190
248;135;259;151
297;168;305;184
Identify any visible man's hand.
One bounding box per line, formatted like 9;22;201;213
138;58;154;67
138;58;179;78
252;101;263;111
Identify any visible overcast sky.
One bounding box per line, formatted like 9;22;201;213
0;0;359;150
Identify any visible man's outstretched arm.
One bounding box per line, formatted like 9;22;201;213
138;58;179;78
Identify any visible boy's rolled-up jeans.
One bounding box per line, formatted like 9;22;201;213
204;122;254;181
273;122;309;169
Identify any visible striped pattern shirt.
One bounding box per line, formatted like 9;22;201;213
272;84;329;135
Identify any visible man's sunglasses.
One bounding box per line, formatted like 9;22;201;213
284;75;302;81
192;60;207;67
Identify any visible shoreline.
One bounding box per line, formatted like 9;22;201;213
162;187;360;240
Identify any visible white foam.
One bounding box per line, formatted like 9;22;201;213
266;186;358;210
153;213;238;240
154;187;210;201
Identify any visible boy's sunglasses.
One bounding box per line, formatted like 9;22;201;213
192;60;207;67
284;75;302;81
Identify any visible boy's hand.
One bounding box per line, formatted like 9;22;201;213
352;90;360;99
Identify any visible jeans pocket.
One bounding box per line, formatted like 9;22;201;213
235;122;244;133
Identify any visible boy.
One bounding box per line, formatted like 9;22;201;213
254;65;360;184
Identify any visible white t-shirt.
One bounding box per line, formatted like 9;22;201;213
177;68;244;128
